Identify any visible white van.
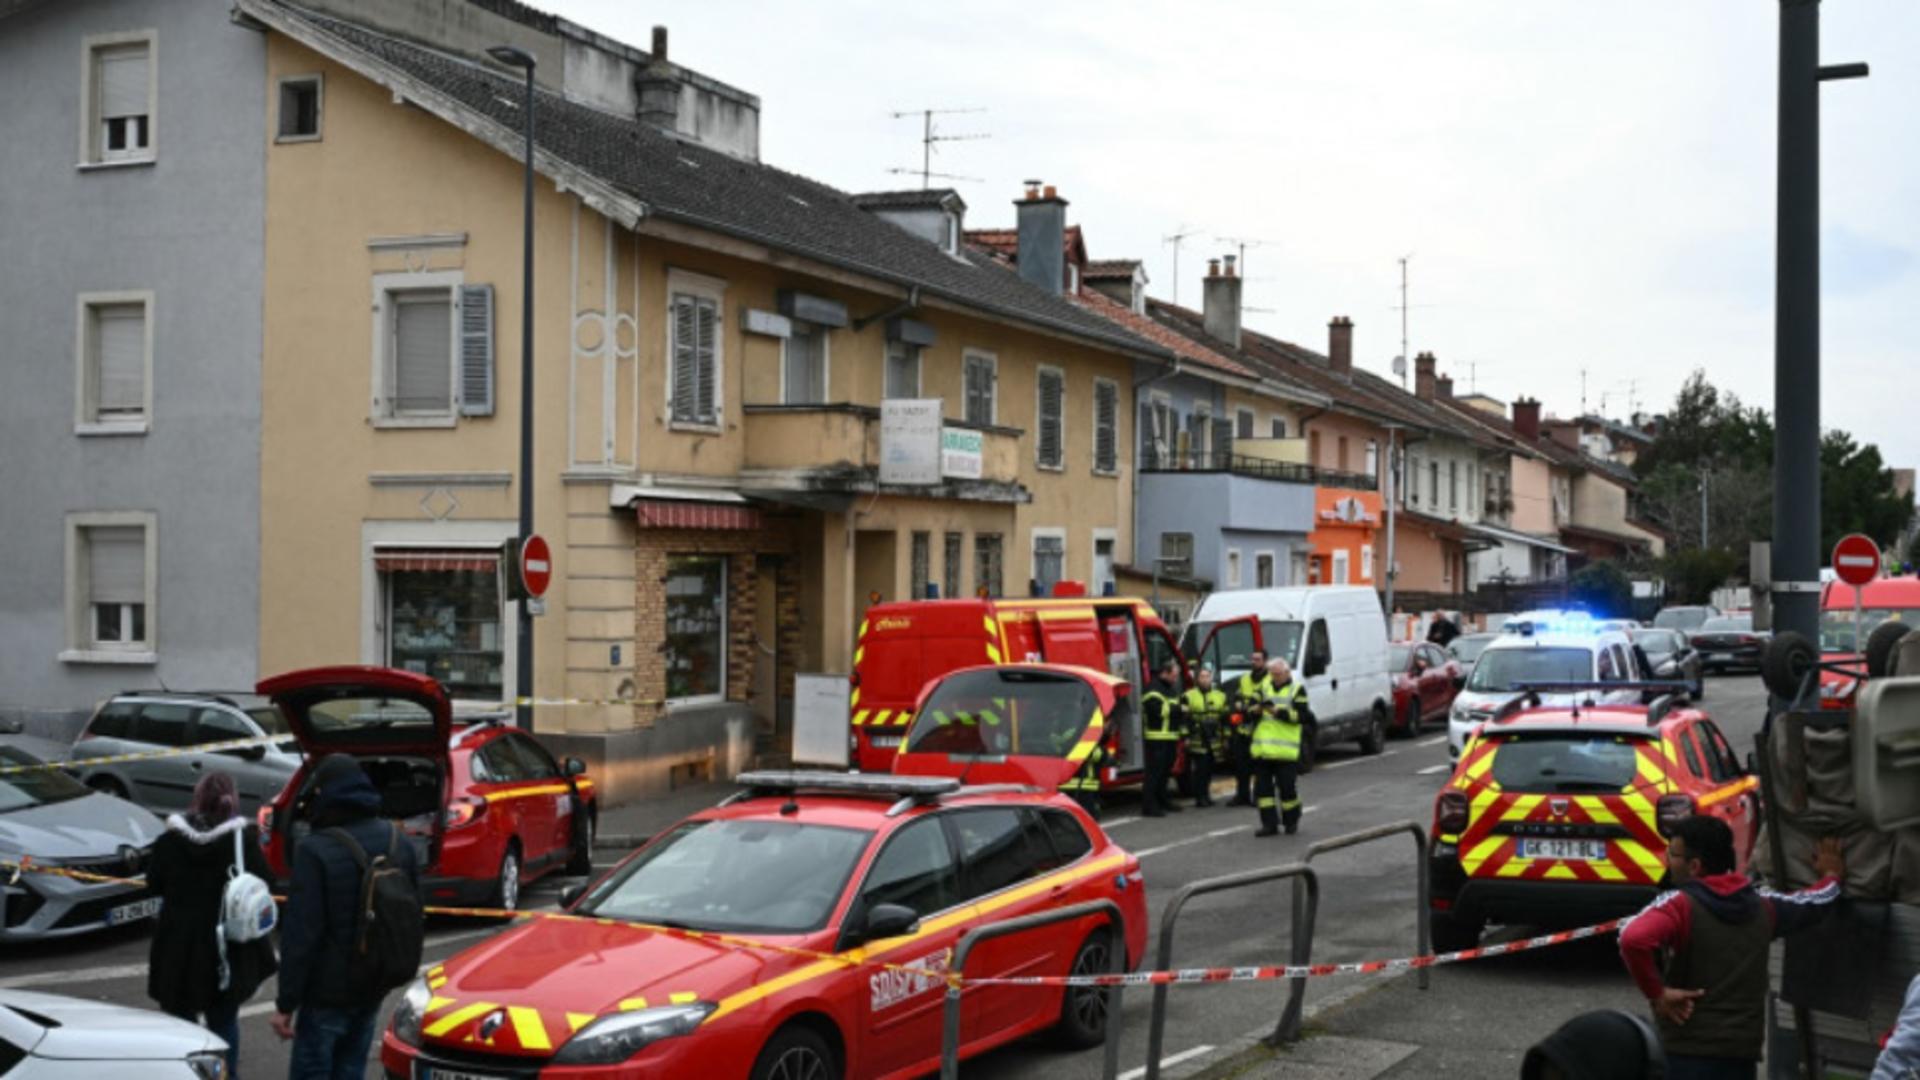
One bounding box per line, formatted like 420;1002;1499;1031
1180;586;1394;767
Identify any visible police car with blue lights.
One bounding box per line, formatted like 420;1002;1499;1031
1447;614;1649;758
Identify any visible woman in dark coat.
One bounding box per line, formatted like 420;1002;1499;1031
147;771;278;1078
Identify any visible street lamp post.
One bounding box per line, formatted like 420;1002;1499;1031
490;44;537;731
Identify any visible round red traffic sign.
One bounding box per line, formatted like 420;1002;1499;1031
1832;533;1881;588
520;534;553;599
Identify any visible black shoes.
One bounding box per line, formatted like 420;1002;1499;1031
1285;823;1299;835
1255;826;1279;837
1143;809;1167;818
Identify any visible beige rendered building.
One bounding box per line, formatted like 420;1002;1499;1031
245;0;1166;798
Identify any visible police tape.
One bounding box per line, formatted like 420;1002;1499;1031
0;859;1626;991
0;736;284;776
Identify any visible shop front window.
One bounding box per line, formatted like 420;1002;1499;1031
384;559;504;700
666;555;728;703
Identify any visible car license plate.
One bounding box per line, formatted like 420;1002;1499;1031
1518;839;1606;861
417;1067;510;1080
868;735;903;749
106;897;162;926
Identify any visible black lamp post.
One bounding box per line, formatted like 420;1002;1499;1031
489;44;537;731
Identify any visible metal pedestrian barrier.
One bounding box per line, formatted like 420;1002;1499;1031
1279;820;1432;1039
1144;862;1321;1079
940;898;1127;1080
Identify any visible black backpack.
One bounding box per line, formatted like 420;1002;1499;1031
324;824;424;994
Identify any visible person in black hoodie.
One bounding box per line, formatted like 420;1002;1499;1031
147;770;278;1079
271;754;421;1080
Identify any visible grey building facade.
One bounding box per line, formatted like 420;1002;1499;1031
1137;470;1316;595
0;1;264;736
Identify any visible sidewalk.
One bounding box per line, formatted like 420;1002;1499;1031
592;779;735;851
1175;935;1644;1080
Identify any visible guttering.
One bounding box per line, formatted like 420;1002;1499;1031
851;285;923;332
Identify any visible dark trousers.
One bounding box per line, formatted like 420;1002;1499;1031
1664;1055;1755;1080
290;1004;380;1080
166;1002;240;1079
1231;734;1253;803
1253;759;1302;832
1143;739;1178;815
1065;788;1101;819
1188;749;1214;805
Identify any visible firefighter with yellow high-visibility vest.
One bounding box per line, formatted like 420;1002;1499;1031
1140;658;1184;818
1227;650;1271;807
1181;667;1228;808
1250;657;1311;837
1056;715;1110;818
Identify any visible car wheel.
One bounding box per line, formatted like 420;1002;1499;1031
491;844;522;914
1431;911;1483;955
749;1024;840;1080
566;809;596;877
86;776;130;802
1359;705;1388;756
1761;631;1819;700
1051;928;1117;1049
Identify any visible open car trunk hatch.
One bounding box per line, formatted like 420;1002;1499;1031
892;665;1114;789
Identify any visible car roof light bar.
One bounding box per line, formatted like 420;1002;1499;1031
734;770;962;802
1512;681;1693;696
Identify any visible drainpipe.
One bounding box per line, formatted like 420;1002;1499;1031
1131;358;1182;570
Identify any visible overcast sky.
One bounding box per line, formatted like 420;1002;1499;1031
552;1;1917;466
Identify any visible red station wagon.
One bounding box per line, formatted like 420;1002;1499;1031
255;667;596;911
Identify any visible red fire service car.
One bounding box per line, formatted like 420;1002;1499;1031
1388;641;1464;737
1812;575;1920;710
379;770;1148;1080
1428;683;1759;952
255;667;596;911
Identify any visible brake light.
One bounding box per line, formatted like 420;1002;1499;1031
1437;791;1469;834
444;796;488;829
1656;794;1695;836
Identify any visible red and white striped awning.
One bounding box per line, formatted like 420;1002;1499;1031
634;499;762;531
374;550;501;574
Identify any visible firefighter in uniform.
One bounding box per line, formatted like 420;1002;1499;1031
1141;658;1184;818
1251;658;1311;836
1227;650;1271;807
1181;667;1228;808
1056;728;1108;818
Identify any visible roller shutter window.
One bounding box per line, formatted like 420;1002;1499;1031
95;43;150;159
391;289;453;414
91;303;146;419
87;525;147;646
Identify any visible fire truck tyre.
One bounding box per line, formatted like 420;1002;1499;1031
1051;928;1116;1049
1359;705;1388;756
1431;911;1482;955
1865;621;1913;679
750;1023;841;1080
1761;632;1818;700
566;808;596;876
490;842;522;915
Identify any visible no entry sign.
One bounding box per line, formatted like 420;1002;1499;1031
520;534;553;599
1832;534;1881;588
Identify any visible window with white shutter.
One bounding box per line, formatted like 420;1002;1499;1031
884;340;921;400
669;290;721;425
78;295;151;429
1092;378;1118;474
962;351;996;424
391;290;454;415
1036;367;1065;470
89;38;153;162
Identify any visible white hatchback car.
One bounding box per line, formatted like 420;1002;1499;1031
0;990;227;1077
1446;624;1648;758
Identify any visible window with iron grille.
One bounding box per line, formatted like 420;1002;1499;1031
943;532;963;599
1160;532;1193;578
670;290;721;424
963;352;996;425
1036;367;1065;469
1092;379;1118;474
974;534;1004;598
910;531;931;600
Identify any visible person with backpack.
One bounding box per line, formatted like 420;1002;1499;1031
272;754;423;1080
148;771;279;1079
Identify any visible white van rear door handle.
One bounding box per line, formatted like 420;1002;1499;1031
1331;679;1339;690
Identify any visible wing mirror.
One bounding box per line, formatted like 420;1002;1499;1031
560;883;589;909
564;756;588;777
863;902;920;942
1452;675;1467;690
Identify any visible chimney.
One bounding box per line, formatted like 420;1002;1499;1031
651;25;668;60
1436;373;1454;400
636;26;683;131
1513;397;1542;440
1202;255;1242;349
1015;181;1068;296
1549;423;1580;451
1414;351;1437;401
1328;317;1353;376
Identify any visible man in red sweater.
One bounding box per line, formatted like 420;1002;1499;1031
1618;816;1845;1080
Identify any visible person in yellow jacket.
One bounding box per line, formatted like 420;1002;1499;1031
1140;658;1185;818
1250;657;1312;837
1227;650;1271;807
1182;667;1228;808
1056;729;1108;818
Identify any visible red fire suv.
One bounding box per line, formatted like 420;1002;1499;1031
1428;685;1759;952
380;770;1147;1079
256;667;596;911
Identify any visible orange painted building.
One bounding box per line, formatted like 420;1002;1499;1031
1307;488;1383;587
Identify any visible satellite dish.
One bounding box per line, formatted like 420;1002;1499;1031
1391;355;1407;377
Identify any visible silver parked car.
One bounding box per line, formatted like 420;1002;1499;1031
69;692;301;815
0;989;228;1077
0;744;164;941
1630;627;1706;699
1445;632;1500;682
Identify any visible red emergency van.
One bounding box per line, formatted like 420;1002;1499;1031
1812;575;1920;709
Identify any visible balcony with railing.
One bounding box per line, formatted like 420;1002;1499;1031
1139;445;1378;492
742;404;1024;496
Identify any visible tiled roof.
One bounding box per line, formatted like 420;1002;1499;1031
1431;395;1587;470
1084;259;1142;281
1068;288;1263;382
964;226;1087;264
853;188;966;211
257;2;1166;360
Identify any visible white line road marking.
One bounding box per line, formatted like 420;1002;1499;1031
1420;735;1449;747
1102;816;1140;829
0;962;149;990
1120;1045;1215;1080
1417;763;1450;775
1319;749;1397;770
1135;825;1248;858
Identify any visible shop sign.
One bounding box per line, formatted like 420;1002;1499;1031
941;427;983;480
880;399;942;485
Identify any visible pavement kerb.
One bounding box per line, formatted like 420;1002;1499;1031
592;832;651;851
1160;973;1404;1080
